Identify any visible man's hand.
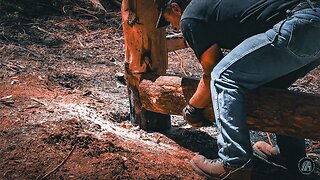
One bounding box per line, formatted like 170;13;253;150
182;103;212;127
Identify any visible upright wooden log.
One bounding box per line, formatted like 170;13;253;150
139;75;320;140
122;0;171;131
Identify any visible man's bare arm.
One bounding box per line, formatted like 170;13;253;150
189;44;222;108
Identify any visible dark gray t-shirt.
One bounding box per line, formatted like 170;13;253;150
181;0;300;59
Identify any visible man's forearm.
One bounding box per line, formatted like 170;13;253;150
189;74;211;108
187;44;222;108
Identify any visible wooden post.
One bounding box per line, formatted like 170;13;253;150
122;0;171;131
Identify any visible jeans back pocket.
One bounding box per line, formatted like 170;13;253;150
288;18;320;58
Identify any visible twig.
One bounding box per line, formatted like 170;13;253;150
0;99;15;106
77;13;99;20
39;145;77;180
23;105;41;110
104;11;122;16
1;95;13;100
266;132;273;146
32;26;54;36
307;152;320;159
63;5;98;15
87;27;117;35
31;98;54;112
76;36;85;47
88;0;107;12
306;141;320;152
110;0;122;7
62;5;100;20
0;95;14;106
173;50;189;77
4;63;22;72
55;19;90;34
30;98;47;106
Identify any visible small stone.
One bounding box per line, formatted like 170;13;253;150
115;72;126;85
11;79;19;85
121;156;128;161
109;57;116;62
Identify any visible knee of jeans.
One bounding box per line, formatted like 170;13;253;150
211;67;233;86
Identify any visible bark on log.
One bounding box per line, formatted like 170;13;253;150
139;75;320;140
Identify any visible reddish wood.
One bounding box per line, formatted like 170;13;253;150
122;0;170;131
139;75;320;140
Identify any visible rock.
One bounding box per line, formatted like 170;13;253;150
115;72;126;85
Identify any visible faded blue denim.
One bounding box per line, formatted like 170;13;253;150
211;8;320;168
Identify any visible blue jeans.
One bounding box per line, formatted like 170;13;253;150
211;8;320;168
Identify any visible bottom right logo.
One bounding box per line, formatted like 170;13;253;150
298;157;315;175
298;155;320;178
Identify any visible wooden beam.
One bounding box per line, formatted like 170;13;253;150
139;75;320;140
166;34;188;52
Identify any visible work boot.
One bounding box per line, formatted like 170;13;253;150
190;155;252;180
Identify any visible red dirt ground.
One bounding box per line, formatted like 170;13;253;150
0;1;319;180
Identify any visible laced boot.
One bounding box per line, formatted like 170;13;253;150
190;155;252;180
